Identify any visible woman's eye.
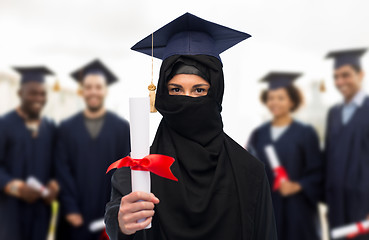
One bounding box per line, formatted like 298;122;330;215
171;88;180;93
195;88;205;93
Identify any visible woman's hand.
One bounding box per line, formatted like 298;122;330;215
118;191;160;235
279;180;302;197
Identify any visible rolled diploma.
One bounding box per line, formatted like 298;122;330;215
26;176;50;197
264;145;281;169
89;218;105;232
129;97;151;229
332;220;369;239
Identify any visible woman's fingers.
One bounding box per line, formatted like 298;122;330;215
122;191;159;205
118;191;159;235
123;210;155;224
126;201;155;213
124;217;153;233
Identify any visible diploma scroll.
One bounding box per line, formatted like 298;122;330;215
26;176;50;197
129;97;151;228
331;220;369;239
264;145;289;191
106;97;178;230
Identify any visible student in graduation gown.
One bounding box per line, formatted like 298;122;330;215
56;60;130;240
247;72;323;240
324;49;369;240
0;67;59;240
104;13;277;240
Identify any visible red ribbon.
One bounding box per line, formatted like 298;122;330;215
347;222;369;239
106;154;178;181
273;166;289;191
99;229;109;240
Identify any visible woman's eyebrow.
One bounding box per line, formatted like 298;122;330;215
192;84;210;88
168;83;183;88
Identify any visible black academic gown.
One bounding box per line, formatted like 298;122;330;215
248;120;323;240
56;111;130;240
0;110;56;240
325;97;369;240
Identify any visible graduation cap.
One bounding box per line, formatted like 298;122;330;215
70;59;118;85
326;48;367;69
131;12;251;62
13;66;54;84
260;72;301;90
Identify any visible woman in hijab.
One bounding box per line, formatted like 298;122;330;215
247;72;323;240
105;13;277;240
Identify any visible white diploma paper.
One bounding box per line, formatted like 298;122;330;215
26;176;50;197
264;145;281;169
332;220;369;239
89;218;105;232
129;97;151;228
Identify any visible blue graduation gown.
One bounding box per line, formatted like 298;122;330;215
325;97;369;240
248;120;323;240
0;110;56;240
56;111;130;240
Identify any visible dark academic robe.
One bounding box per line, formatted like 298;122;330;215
325;97;369;240
0;110;56;240
248;120;323;240
56;111;130;240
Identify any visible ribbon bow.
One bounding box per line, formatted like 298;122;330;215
273;166;289;191
347;223;369;239
106;154;178;181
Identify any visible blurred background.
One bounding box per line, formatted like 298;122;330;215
1;0;368;145
1;1;369;239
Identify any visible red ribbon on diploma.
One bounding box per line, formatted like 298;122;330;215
347;222;369;239
106;154;178;181
273;166;289;191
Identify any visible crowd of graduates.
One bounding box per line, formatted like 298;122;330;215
0;60;130;240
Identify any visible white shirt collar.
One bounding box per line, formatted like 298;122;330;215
345;89;367;107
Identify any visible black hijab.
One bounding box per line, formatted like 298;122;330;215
147;55;276;240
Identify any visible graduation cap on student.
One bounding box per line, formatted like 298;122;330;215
260;72;301;90
131;12;251;62
13;66;54;84
326;48;367;69
70;59;118;85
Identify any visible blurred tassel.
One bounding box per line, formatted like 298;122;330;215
53;79;61;92
47;201;59;240
320;79;326;92
148;83;157;113
77;84;83;96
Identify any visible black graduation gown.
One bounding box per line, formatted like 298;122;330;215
248;120;323;240
56;111;130;240
325;97;369;240
0;110;56;240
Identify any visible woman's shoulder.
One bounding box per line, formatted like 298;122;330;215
292;120;317;134
225;134;265;176
250;121;270;139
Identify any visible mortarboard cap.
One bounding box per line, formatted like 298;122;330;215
13;66;54;84
326;48;367;69
260;72;301;90
70;59;118;85
131;12;251;62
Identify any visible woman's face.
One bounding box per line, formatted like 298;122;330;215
167;74;210;97
265;88;294;118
